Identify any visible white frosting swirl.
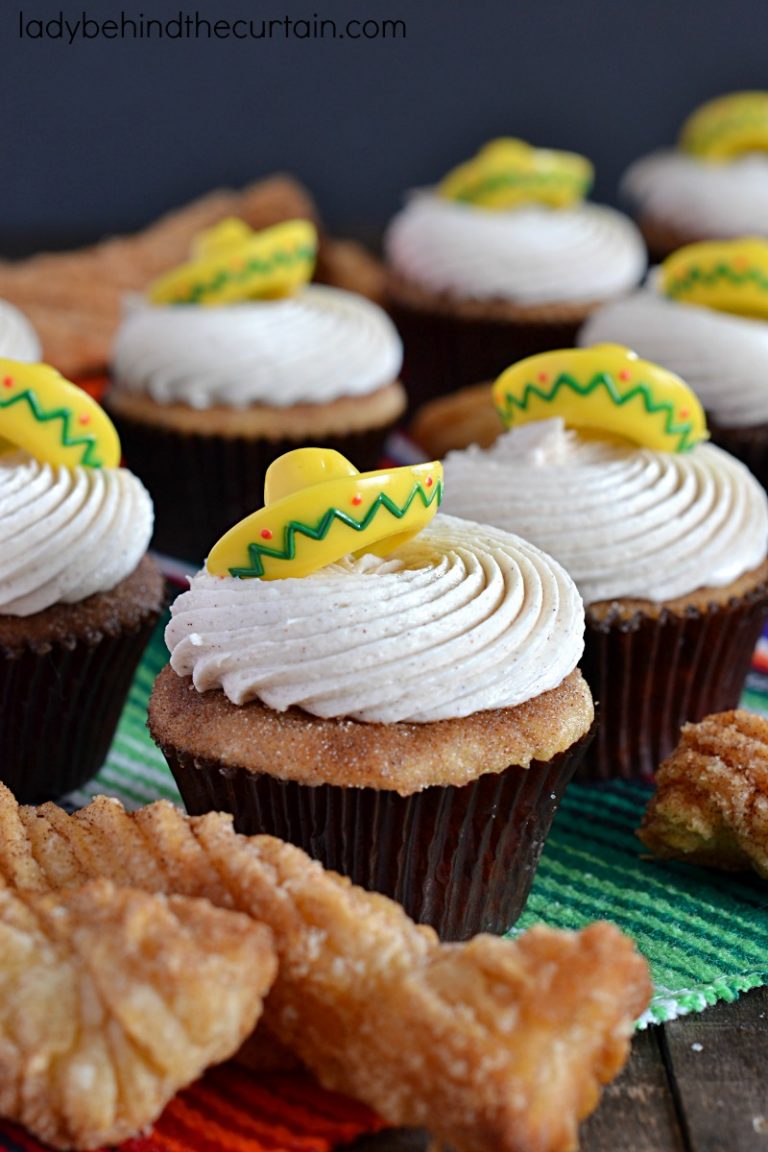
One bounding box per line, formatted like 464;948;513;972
580;276;768;427
442;421;768;604
0;299;41;362
384;191;646;304
622;150;768;238
0;451;154;616
165;513;584;723
112;285;403;409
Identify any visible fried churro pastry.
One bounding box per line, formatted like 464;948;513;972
0;785;651;1152
639;710;768;878
0;878;277;1150
0;175;384;377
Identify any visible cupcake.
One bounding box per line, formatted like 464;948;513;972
580;238;768;491
385;138;646;408
442;345;768;782
148;447;594;940
106;219;406;562
0;360;163;802
622;92;768;260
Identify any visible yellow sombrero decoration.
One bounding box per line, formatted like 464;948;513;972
660;238;768;319
0;359;120;469
147;217;318;306
207;448;443;580
439;138;594;210
680;92;768;160
492;345;707;453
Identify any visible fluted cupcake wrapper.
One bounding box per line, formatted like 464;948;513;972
388;298;585;411
579;590;768;784
0;614;160;803
158;727;593;942
708;419;768;496
112;418;399;564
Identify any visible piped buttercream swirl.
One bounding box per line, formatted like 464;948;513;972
442;420;768;604
0;300;41;362
165;513;584;723
112;284;403;409
384;191;646;304
0;451;154;616
622;150;768;238
579;275;768;426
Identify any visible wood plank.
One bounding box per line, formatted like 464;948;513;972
661;985;768;1152
579;1025;685;1152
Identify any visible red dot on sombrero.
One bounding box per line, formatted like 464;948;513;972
426;476;434;487
537;372;549;383
2;377;13;388
619;370;632;381
79;414;91;425
680;409;689;418
351;493;362;505
260;529;273;540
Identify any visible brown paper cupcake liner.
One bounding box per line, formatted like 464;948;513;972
157;725;593;941
579;589;768;783
708;419;768;495
0;614;159;803
111;418;398;563
388;298;585;411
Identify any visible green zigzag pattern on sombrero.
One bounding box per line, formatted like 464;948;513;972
496;371;699;452
453;170;588;204
172;244;317;304
0;388;104;467
665;261;768;298
230;480;444;578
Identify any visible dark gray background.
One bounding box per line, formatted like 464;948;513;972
3;0;768;255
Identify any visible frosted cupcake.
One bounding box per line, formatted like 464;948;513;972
442;346;768;782
622;92;768;259
385;138;646;407
0;360;163;802
581;238;768;491
107;219;406;561
149;447;594;940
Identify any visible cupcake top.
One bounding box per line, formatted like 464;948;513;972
580;240;768;427
385;138;646;305
442;347;768;605
112;219;403;410
0;361;153;616
165;449;585;724
622;93;768;239
0;299;41;362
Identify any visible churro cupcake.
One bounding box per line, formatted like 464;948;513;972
581;238;768;491
442;346;768;782
149;447;594;940
622;92;768;259
385;138;646;408
0;360;163;802
107;219;405;562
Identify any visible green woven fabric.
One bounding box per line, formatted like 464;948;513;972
76;613;768;1027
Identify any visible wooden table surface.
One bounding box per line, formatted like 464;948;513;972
348;985;768;1151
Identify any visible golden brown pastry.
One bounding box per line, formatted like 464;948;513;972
638;710;768;878
0;878;276;1150
0;175;384;377
408;381;500;458
0;784;651;1152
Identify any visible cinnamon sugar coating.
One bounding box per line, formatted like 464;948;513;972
0;785;651;1152
639;710;768;878
0;878;276;1150
149;667;594;794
